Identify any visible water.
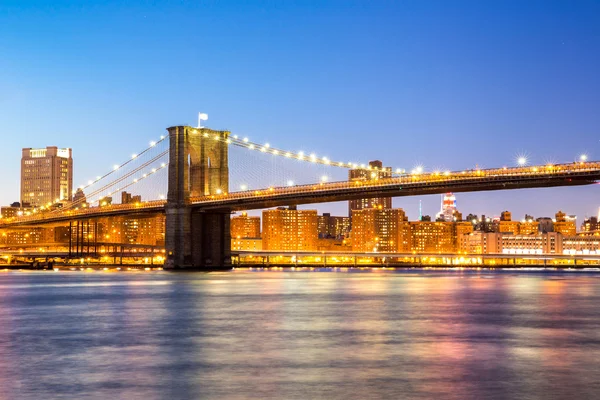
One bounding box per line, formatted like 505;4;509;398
1;269;600;399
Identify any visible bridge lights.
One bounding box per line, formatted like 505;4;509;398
132;154;137;159
580;154;588;162
321;175;328;182
517;156;527;166
113;165;119;171
287;180;294;186
150;141;156;147
240;184;248;191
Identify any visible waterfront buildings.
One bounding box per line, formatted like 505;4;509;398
262;206;318;251
554;211;576;235
21;146;73;207
351;207;408;252
231;212;261;239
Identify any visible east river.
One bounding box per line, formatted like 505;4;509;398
1;269;600;399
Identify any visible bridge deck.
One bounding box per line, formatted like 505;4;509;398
2;161;599;226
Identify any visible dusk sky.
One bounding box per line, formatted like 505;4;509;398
2;0;600;222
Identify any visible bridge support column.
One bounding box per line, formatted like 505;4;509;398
164;125;231;269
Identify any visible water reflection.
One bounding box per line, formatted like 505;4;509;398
0;271;600;398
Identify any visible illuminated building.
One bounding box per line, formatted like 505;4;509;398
581;216;599;233
231;212;261;239
0;203;32;219
455;221;474;240
460;232;562;254
123;215;164;245
497;211;519;234
0;227;56;245
554;210;576;235
563;236;600;254
97;214;165;246
519;217;539;235
436;192;457;222
410;221;455;253
21;146;73;207
262;206;318;251
351;207;407;252
318;213;351;238
232;238;262;251
348;160;392;216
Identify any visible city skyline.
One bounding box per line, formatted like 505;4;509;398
2;1;600;221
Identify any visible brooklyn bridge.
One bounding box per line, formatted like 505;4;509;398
2;125;599;268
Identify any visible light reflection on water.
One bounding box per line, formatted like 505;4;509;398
0;270;600;399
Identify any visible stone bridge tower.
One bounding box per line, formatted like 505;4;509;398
165;126;232;269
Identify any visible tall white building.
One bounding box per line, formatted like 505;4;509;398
436;192;457;222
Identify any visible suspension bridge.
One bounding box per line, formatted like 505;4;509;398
1;124;600;268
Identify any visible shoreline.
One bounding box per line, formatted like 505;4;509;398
2;263;600;273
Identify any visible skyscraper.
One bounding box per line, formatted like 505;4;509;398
21;146;73;207
348;160;392;216
436;192;457;222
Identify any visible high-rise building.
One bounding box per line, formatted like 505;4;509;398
317;213;351;238
262;207;318;251
21;146;73;207
351;207;408;252
436;192;457;222
231;212;261;239
348;160;392;216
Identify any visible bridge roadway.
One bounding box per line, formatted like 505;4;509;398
2;161;600;227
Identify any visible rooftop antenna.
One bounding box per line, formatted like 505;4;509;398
198;112;208;128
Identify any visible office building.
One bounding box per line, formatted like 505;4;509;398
21;146;73;207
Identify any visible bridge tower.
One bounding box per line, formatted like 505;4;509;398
165;126;232;269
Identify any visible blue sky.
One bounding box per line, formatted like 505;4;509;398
1;0;599;222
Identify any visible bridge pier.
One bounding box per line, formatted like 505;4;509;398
164;125;232;269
